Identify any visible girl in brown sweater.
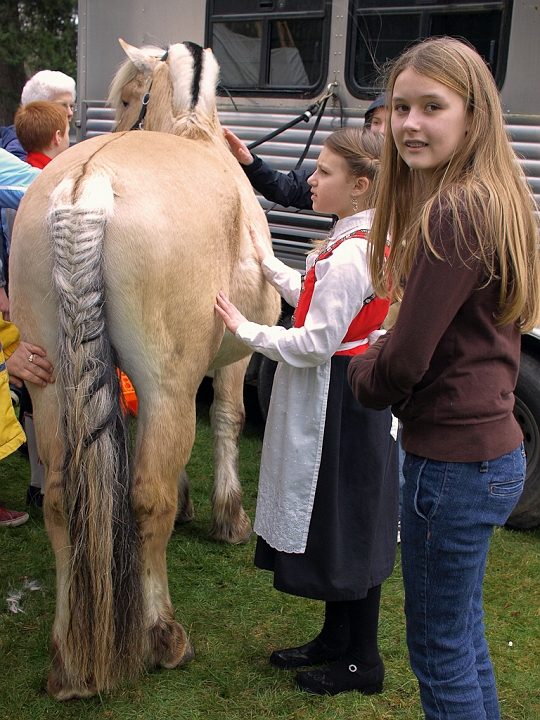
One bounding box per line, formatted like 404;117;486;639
348;38;540;720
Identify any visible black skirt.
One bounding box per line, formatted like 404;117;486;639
255;355;399;601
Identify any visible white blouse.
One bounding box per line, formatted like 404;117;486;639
236;209;383;365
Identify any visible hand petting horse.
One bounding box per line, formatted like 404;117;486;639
9;41;280;701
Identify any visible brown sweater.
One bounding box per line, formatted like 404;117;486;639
348;203;523;462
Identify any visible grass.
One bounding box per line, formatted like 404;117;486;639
0;382;539;719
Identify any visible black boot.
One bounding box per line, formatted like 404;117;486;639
270;637;345;670
295;657;384;696
270;600;349;669
296;586;385;695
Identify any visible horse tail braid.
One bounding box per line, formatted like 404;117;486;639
49;174;144;692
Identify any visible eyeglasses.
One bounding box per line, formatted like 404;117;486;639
56;102;75;112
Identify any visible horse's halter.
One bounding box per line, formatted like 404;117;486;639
129;49;169;131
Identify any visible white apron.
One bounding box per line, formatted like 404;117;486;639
253;359;331;553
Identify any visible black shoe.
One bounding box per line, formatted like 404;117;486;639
295;658;384;696
270;638;345;670
26;485;44;508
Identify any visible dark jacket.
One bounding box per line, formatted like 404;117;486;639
243;155;313;209
0;126;26;161
348;200;523;463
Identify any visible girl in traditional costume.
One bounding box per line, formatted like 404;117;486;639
216;128;398;696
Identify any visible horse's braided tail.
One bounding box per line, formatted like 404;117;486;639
49;174;144;693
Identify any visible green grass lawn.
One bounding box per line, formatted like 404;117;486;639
1;386;539;719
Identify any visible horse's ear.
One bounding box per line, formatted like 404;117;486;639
119;38;154;75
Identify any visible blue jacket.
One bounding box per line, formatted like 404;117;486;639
0;147;40;210
0;125;26;161
0;148;39;286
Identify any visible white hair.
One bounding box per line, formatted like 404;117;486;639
21;70;76;105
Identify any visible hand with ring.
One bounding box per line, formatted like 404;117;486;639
6;341;55;388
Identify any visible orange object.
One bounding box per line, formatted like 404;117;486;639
117;369;138;416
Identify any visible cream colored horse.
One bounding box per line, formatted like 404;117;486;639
9;42;280;700
107;40;278;546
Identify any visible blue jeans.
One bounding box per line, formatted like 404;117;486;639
401;445;526;720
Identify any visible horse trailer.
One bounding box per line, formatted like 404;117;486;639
76;0;540;528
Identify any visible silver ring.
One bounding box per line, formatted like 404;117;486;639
28;354;34;363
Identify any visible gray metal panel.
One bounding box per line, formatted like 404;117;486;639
77;0;206;103
499;3;540;116
221;105;540;233
77;0;539;122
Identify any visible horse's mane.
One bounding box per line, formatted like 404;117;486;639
168;43;220;119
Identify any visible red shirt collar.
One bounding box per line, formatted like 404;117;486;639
25;151;51;169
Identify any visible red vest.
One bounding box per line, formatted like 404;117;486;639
293;229;390;356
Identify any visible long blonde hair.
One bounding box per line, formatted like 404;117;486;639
370;37;540;332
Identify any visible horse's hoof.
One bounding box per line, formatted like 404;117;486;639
210;511;252;544
175;498;195;525
234;528;253;545
47;639;98;700
180;637;196;666
46;674;97;701
211;526;253;544
150;619;195;670
160;627;195;670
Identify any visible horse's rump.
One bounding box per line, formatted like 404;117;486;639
14;131;252;375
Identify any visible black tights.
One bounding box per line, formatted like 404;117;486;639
316;584;382;668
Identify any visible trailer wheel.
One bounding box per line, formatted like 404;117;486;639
506;352;540;530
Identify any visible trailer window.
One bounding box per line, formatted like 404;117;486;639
207;0;332;97
346;0;513;98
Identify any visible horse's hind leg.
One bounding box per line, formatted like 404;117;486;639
210;357;252;544
132;392;196;670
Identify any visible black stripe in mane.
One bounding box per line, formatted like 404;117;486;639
183;41;204;109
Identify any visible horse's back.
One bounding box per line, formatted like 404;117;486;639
14;131;242;254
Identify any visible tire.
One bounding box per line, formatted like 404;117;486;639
506;352;540;530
